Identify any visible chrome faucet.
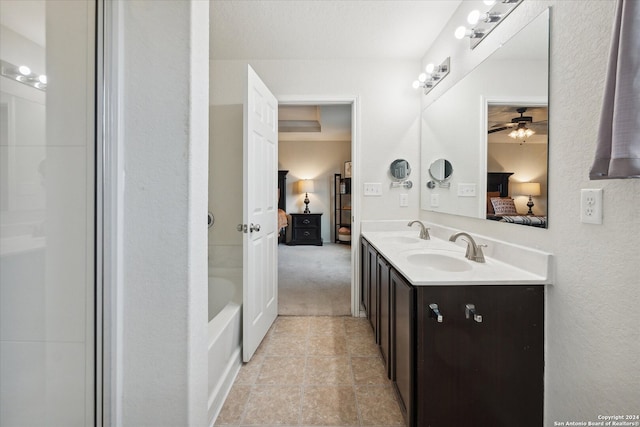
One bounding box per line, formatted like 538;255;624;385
408;220;430;240
449;232;486;263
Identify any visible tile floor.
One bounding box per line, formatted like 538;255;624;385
215;316;405;427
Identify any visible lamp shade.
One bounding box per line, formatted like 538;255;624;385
518;182;541;196
299;179;315;194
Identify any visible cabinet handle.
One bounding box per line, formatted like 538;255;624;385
303;231;311;237
302;219;311;225
429;303;443;323
465;304;483;323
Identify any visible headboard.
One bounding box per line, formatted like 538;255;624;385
487;172;514;197
278;170;288;211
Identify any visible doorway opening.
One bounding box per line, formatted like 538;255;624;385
277;98;361;317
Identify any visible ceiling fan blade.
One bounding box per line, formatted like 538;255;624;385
488;126;509;134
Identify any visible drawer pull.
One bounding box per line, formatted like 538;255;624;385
465;304;483;323
303;231;311;237
429;303;443;323
302;219;311;225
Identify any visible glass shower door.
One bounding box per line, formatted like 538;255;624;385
0;1;96;425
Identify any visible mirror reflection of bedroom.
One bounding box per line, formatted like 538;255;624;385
487;104;548;228
277;104;353;315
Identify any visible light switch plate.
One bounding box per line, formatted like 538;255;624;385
458;183;476;197
399;193;409;207
430;194;439;207
364;182;382;196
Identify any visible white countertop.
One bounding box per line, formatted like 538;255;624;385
361;225;553;286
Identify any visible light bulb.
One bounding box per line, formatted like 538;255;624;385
425;63;435;74
418;73;427;83
18;65;31;76
455;26;468;40
35;82;43;89
467;10;480;25
483;0;496;5
412;80;421;89
38;75;47;84
16;75;26;82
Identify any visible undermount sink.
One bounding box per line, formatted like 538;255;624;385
404;251;473;272
379;235;421;244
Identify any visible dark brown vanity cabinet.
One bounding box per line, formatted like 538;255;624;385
377;254;392;376
391;268;414;424
416;285;544;427
368;243;379;342
360;237;544;427
360;238;370;315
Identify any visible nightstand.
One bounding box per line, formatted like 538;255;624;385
287;213;323;246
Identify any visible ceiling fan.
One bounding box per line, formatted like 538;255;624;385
487;107;548;137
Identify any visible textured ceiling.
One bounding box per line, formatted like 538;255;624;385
210;0;463;60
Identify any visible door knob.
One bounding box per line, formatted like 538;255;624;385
465;304;483;323
429;303;443;323
250;223;261;232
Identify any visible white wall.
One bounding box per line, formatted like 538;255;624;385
279;139;351;242
210;59;422;225
114;1;209;426
419;1;640;422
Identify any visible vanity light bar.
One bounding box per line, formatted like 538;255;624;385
456;0;523;49
412;57;450;96
0;59;47;91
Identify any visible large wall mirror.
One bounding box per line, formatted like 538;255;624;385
421;8;549;228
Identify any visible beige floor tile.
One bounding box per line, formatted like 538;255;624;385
309;316;346;336
273;316;311;336
242;385;302;425
266;333;308;356
234;354;265;385
352;356;388;385
305;356;353;385
347;334;381;357
356;385;405;426
307;334;348;356
344;317;374;337
257;356;305;385
302;385;359;426
214;384;251;425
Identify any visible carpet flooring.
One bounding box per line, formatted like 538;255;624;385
278;243;352;316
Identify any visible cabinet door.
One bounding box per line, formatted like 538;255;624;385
368;243;379;342
377;254;391;378
391;269;414;425
416;286;470;426
360;239;369;314
464;286;544;426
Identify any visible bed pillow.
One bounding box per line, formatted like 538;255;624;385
490;197;518;215
486;192;501;215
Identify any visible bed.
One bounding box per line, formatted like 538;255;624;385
486;172;547;227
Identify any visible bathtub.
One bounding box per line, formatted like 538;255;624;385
207;268;243;426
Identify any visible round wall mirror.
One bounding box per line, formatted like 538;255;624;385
429;158;453;182
390;159;411;180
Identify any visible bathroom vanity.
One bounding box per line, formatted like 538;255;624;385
360;227;551;427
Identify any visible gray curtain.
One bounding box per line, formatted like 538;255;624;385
590;0;640;179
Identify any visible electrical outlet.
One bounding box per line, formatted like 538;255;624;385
580;188;603;224
363;182;382;196
399;193;409;207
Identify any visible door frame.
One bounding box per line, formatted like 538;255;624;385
278;96;362;317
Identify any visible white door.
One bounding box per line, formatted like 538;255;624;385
242;65;278;362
